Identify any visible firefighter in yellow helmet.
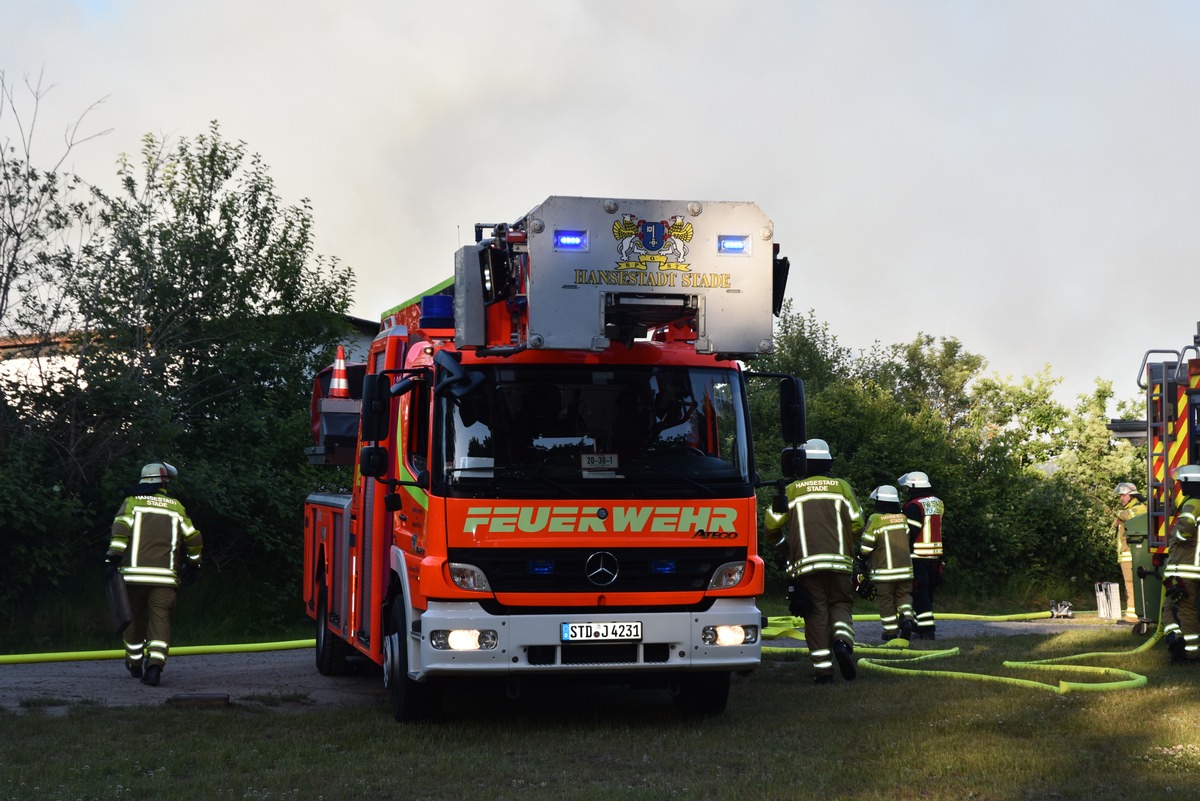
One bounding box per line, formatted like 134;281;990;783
105;462;203;686
1113;481;1147;623
765;439;864;684
857;485;915;642
1163;465;1200;665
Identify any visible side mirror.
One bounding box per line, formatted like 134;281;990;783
780;377;805;445
360;374;391;442
780;447;806;480
360;445;389;478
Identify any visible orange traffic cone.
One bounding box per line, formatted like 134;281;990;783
329;345;349;398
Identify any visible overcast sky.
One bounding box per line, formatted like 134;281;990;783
5;1;1199;408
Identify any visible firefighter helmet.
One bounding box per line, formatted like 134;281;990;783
898;471;931;489
803;439;831;459
1173;465;1200;483
1114;482;1137;496
870;485;900;503
139;462;178;483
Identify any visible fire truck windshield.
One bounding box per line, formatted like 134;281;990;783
436;365;751;498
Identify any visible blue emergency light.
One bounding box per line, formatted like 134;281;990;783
528;561;556;575
650;560;677;575
553;229;589;252
717;235;750;255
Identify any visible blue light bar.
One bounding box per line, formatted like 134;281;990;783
717;235;750;255
650;560;677;575
554;229;589;252
528;561;556;575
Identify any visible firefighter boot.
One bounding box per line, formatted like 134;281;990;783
900;618;914;641
141;664;162;686
1168;634;1188;666
126;659;143;680
834;640;857;681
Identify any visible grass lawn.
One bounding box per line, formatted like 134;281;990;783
2;624;1199;801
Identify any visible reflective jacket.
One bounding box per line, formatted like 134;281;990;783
1165;497;1200;581
860;512;914;582
765;474;863;577
1115;496;1148;558
904;492;944;560
108;485;202;587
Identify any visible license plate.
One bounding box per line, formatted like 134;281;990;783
561;621;642;641
581;453;618;471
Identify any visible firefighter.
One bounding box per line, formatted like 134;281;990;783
1163;464;1200;665
899;470;945;640
765;439;864;684
858;485;915;642
1113;482;1147;623
105;462;203;686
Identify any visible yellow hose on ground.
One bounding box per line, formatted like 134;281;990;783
0;639;315;665
763;610;1159;693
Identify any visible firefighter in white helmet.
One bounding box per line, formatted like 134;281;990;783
1113;481;1147;623
857;485;915;642
1163;465;1200;665
765;438;864;684
899;470;945;639
105;462;203;686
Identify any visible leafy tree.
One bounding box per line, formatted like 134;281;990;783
0;70;109;333
0;120;354;617
754;304;1132;602
966;367;1068;468
888;333;987;426
70;124;356;569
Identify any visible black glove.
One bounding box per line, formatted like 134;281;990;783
180;561;201;588
1166;579;1186;603
787;580;814;617
104;556;120;579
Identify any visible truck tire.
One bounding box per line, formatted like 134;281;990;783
314;582;353;676
672;671;731;716
386;596;441;722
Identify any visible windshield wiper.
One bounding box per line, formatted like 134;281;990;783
485;466;580;498
628;462;717;496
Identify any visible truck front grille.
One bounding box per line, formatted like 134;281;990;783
447;546;746;593
526;642;672;666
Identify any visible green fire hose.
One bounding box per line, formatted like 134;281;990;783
764;610;1160;694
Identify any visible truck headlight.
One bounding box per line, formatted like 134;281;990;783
708;561;746;590
702;625;758;646
448;562;492;592
431;629;499;650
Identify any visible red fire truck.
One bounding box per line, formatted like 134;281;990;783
304;196;803;720
1130;324;1200;631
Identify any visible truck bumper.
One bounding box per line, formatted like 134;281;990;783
411;597;761;678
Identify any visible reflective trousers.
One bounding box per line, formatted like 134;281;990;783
799;571;855;678
876;579;914;637
124;584;178;669
1168;578;1200;662
1119;556;1136;619
912;558;940;634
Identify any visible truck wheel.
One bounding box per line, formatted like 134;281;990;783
315;583;352;676
386;597;441;722
672;671;731;716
